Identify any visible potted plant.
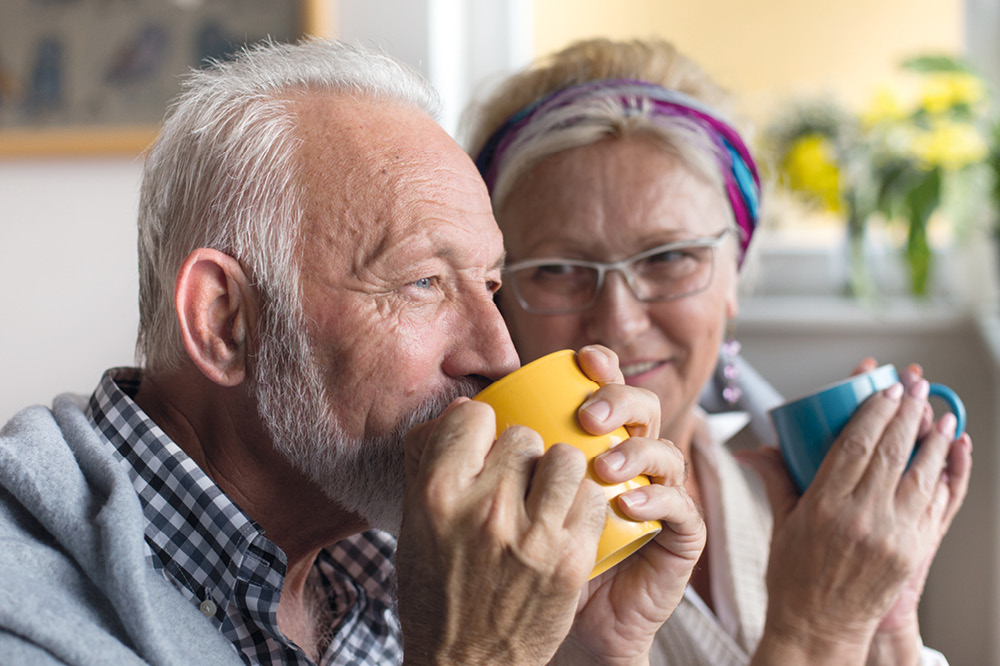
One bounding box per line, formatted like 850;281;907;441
764;54;994;299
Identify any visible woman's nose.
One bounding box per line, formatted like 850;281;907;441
584;270;650;346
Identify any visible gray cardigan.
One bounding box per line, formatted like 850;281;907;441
0;394;242;666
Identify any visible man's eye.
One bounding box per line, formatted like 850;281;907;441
410;277;437;289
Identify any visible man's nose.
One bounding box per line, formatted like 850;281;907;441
446;294;520;382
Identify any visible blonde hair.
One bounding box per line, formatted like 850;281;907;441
467;38;728;150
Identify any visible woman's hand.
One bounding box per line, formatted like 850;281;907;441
550;345;706;666
849;360;972;665
740;366;972;666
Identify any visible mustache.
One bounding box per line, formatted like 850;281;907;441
398;376;492;434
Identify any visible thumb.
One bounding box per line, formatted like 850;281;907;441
734;446;799;528
403;397;471;486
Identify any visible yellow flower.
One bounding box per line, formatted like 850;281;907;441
781;134;843;212
907;119;988;169
861;86;909;127
919;72;985;114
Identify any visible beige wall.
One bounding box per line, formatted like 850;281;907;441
534;0;963;119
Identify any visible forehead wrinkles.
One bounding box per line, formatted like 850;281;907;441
503;139;731;257
345;145;495;282
293;94;495;279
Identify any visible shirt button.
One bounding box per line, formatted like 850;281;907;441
199;599;217;617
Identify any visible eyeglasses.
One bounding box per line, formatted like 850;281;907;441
503;229;731;314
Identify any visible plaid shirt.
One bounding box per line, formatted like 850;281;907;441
86;368;403;666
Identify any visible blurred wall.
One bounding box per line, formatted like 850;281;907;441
0;157;142;420
533;0;964;120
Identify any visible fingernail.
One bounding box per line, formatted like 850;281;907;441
938;413;957;438
909;379;929;400
619;490;647;509
886;383;904;400
580;345;609;363
582;398;611;423
443;397;469;414
599;449;626;471
961;433;973;452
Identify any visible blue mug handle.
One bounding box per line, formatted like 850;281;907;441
928;383;966;437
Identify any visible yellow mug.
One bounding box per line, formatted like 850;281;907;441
473;349;661;579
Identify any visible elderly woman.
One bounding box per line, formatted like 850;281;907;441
465;38;972;666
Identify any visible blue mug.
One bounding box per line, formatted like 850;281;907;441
768;365;966;493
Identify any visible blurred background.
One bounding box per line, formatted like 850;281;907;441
2;1;998;663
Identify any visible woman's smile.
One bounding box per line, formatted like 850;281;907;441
620;358;669;384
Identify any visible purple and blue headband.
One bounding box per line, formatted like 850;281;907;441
474;78;761;264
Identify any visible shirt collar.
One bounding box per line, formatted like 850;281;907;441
86;367;284;618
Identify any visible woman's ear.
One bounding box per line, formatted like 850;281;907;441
725;256;740;320
725;280;739;319
174;248;256;387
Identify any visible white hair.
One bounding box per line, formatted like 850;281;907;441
136;38;440;371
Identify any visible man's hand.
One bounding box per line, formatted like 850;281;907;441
397;392;606;666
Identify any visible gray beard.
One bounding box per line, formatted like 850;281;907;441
248;297;487;535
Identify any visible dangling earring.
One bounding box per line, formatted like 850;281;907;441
721;329;742;406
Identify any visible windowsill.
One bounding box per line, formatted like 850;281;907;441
737;294;976;333
741;224;999;317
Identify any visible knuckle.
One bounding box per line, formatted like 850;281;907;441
805;496;841;528
879;439;912;469
419;474;460;518
481;493;517;535
649;438;686;482
843;518;877;547
907;463;939;498
833;514;901;563
546;442;588;471
838;431;874;460
665;438;687;467
866;531;905;567
499;424;546;454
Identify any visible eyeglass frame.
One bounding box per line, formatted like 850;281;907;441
502;228;734;315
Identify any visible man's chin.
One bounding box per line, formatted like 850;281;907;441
324;482;403;537
268;377;487;540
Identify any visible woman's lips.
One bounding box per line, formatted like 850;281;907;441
620;359;667;384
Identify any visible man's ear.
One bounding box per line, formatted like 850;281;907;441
174;248;256;387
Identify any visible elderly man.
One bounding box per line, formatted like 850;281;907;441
0;39;705;666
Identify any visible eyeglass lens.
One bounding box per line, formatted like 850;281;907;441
509;242;717;313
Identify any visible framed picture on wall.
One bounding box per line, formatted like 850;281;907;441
0;0;328;156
